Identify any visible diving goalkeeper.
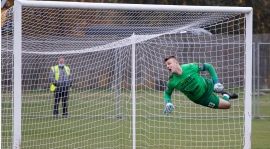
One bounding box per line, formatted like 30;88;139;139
163;56;238;115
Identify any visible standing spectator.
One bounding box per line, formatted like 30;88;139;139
50;57;72;118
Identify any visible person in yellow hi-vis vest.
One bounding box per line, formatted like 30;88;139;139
50;57;72;118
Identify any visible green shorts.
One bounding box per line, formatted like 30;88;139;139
192;78;220;109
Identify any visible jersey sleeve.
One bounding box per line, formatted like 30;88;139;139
164;74;174;103
164;87;174;104
203;63;218;81
193;62;219;83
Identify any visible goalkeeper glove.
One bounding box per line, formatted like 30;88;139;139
163;102;174;115
214;83;224;93
213;78;224;93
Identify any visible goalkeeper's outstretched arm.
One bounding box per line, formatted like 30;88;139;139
201;63;224;92
164;87;173;104
163;87;175;114
201;63;218;82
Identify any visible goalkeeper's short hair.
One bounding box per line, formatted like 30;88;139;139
164;56;177;63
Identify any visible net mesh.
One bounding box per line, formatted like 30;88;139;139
1;5;246;149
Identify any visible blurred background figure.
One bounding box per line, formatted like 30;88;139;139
50;57;73;118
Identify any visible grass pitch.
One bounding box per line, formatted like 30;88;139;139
2;90;270;149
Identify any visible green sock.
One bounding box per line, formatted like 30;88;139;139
222;94;230;102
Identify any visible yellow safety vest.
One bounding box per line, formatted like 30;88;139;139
50;65;71;92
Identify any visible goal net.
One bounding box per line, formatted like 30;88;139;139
1;1;252;149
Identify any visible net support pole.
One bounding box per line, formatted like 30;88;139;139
244;9;253;149
132;33;136;149
256;43;260;118
252;44;255;118
114;48;122;117
13;0;22;148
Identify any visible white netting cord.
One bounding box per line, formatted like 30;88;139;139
20;8;239;53
1;5;247;149
1;7;14;149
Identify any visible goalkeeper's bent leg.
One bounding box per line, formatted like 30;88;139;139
220;91;238;99
222;94;229;102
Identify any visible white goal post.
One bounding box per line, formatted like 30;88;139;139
1;0;253;148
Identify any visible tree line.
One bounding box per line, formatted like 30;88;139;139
2;0;270;33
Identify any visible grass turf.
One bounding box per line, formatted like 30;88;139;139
2;90;270;149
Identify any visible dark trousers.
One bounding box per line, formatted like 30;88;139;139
53;89;69;116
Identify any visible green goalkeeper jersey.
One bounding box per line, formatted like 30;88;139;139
164;63;218;103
